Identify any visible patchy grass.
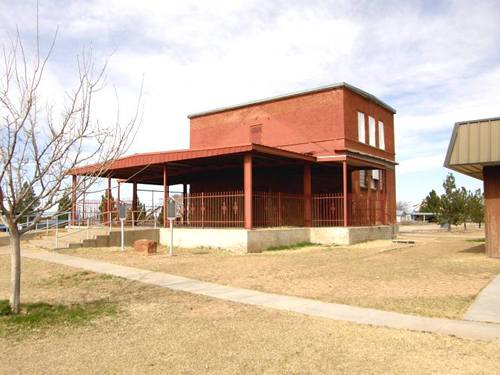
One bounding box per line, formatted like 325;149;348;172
62;228;500;319
0;299;11;315
1;253;500;374
0;299;116;334
266;242;322;251
467;238;485;243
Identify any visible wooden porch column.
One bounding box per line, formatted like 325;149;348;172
107;176;112;225
163;164;169;228
304;163;312;227
244;153;253;229
342;160;348;227
71;175;77;226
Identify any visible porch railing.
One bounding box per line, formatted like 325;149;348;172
348;195;388;226
253;192;305;227
312;193;344;227
73;191;388;229
180;191;244;228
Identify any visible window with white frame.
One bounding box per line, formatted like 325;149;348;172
359;170;366;188
368;116;376;147
371;169;379;190
378;121;385;150
357;112;366;143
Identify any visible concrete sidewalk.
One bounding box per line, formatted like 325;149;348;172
465;275;500;324
23;250;500;342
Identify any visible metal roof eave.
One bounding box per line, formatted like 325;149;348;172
68;143;316;176
188;82;396;119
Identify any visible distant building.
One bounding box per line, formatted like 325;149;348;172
444;117;500;258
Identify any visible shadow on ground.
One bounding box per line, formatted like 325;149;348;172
460;245;485;254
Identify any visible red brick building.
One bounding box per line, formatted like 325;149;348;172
70;83;397;249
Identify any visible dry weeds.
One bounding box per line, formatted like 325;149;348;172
0;254;500;374
62;228;500;319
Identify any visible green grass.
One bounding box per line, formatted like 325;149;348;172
0;299;117;334
266;242;322;251
467;238;485;243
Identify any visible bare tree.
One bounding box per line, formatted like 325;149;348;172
0;25;142;313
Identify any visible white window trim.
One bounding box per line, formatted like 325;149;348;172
368;116;376;147
357;112;366;143
378;121;385;150
359;170;366;188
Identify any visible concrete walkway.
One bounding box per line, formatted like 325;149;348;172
22;251;500;342
465;275;500;324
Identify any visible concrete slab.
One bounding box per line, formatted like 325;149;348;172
464;275;500;324
22;250;500;342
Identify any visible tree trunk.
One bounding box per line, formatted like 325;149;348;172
10;232;21;314
464;222;467;230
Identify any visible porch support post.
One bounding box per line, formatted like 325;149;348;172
342;160;348;227
163;164;169;228
132;182;137;224
117;181;121;212
304;163;312;227
107;176;112;225
182;183;187;223
71;175;77;226
244;153;253;230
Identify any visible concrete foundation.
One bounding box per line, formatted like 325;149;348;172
80;228;160;248
159;225;397;253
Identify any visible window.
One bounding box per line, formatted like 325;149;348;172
371;170;379;190
357;112;366;143
368;116;376;147
359;170;366;188
378;121;385;150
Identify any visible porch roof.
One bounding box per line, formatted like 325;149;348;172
68;143;316;185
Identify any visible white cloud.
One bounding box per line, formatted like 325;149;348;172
1;0;499;200
398;154;445;174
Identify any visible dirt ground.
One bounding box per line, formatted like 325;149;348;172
1;253;500;374
61;226;500;319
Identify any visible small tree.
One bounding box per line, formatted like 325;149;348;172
457;187;469;230
439;173;463;230
99;190;116;223
14;182;40;225
467;189;484;228
0;24;141;313
419;189;441;214
57;191;71;222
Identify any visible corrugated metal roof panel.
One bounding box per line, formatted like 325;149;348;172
69;143;316;176
444;117;500;180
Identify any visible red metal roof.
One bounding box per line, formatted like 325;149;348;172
69;143;316;176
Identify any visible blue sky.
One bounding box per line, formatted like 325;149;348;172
2;0;499;206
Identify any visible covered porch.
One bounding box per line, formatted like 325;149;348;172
69;144;392;230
